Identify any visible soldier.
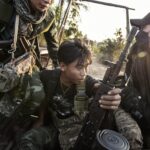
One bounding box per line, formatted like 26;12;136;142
121;12;150;149
0;0;58;149
19;39;143;149
0;0;59;68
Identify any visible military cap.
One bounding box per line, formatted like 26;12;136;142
130;12;150;28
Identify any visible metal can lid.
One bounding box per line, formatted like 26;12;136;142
96;129;130;150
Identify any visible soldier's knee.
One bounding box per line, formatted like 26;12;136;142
18;126;59;150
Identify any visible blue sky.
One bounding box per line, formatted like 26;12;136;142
78;0;150;41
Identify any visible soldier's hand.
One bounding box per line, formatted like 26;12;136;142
99;88;121;110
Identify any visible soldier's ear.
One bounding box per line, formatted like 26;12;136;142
60;62;66;71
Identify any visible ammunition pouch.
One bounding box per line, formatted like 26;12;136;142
52;95;74;119
95;129;130;150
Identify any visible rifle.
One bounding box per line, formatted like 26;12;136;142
72;27;138;150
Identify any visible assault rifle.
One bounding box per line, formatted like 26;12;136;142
72;27;138;150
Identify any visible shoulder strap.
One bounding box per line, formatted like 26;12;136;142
40;69;61;99
49;69;61;97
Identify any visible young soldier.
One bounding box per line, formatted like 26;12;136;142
121;12;150;149
19;39;143;149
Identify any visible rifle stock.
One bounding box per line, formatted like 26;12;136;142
72;27;138;150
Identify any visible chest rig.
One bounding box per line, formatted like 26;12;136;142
50;79;89;150
50;79;89;121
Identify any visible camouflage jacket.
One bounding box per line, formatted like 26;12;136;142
40;69;143;150
40;69;98;149
0;0;58;65
0;68;45;147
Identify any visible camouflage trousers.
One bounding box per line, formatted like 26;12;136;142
114;108;143;150
17;126;60;150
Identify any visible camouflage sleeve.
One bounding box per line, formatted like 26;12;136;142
18;126;60;150
114;108;143;150
44;20;59;67
17;70;45;126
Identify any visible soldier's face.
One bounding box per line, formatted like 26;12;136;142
60;58;89;85
30;0;52;12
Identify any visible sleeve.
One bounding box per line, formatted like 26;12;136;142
44;20;59;67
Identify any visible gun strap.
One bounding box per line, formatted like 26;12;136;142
8;14;19;61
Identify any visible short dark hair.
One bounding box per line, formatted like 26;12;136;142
58;39;92;65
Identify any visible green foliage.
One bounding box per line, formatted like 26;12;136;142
95;28;125;63
38;0;88;46
62;1;85;40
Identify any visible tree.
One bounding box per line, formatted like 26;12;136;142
57;0;88;42
96;28;125;63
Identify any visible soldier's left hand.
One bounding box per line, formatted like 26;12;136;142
99;88;121;110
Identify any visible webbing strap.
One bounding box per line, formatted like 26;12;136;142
13;15;19;51
8;15;19;60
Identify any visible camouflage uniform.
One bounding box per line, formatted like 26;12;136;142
0;0;58;67
0;65;45;149
24;69;142;150
0;0;58;149
18;126;60;150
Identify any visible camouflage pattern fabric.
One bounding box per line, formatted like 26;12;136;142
114;108;143;150
14;0;55;40
14;0;46;24
13;0;58;67
18;126;60;150
0;0;58;68
0;66;45;148
0;63;19;92
50;109;84;150
0;54;34;93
